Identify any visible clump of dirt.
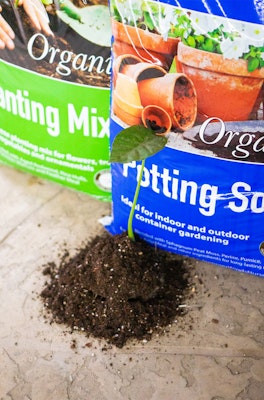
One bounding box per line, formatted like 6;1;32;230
145;119;167;134
41;232;192;348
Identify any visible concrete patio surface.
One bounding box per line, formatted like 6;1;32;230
0;163;263;400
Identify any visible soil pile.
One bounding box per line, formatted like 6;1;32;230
41;232;192;348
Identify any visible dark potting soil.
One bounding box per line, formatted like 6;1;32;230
41;232;192;348
145;118;167;134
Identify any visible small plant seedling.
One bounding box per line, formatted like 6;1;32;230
110;125;167;241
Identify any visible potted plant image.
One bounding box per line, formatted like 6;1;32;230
176;18;264;121
111;19;179;71
110;0;180;71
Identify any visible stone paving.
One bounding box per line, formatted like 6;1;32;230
0;164;263;400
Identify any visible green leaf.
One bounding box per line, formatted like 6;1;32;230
143;11;155;31
169;57;177;73
204;38;216;52
186;36;196;48
195;35;205;45
41;0;53;5
110;125;167;163
248;57;260;72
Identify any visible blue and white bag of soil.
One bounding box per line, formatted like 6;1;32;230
108;0;264;277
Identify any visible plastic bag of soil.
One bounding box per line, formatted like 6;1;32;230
0;0;111;200
108;0;264;276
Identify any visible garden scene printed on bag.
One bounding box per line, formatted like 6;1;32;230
109;0;264;276
0;0;112;200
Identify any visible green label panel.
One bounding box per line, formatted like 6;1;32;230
0;61;111;201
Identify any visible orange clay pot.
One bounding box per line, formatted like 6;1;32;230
177;41;264;121
111;19;179;71
113;99;143;126
137;73;197;130
112;72;143;126
112;58;167;126
142;105;172;135
121;61;166;82
113;54;143;87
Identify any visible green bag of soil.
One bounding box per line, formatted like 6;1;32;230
0;0;111;200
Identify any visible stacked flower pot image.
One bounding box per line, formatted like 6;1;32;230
111;9;264;127
112;53;198;133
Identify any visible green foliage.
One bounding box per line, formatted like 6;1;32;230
168;12;193;39
110;125;167;163
111;5;122;22
241;45;264;72
111;0;170;35
59;2;83;23
110;125;167;241
182;24;238;55
111;0;264;72
41;0;53;5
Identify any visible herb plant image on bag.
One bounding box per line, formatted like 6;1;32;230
41;125;193;348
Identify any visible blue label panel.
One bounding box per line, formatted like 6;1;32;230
110;149;264;276
161;0;264;24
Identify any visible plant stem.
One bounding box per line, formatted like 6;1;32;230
127;159;145;241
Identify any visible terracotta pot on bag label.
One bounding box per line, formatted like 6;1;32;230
113;73;143;126
138;72;197;131
177;41;264;121
111;19;179;71
142;105;172;135
113;54;168;126
112;53;143;87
